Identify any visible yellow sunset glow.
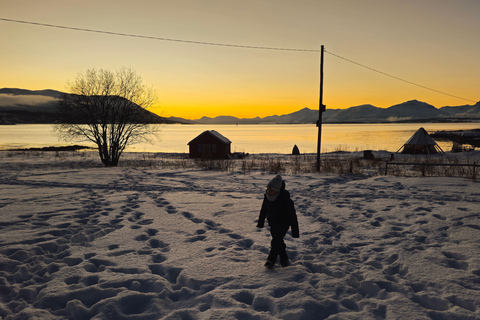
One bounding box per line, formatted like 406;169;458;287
1;0;478;119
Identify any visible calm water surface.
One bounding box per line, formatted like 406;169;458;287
0;123;479;153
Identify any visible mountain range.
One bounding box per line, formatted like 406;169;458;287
1;88;479;124
173;100;480;124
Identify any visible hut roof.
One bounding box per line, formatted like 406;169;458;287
188;130;231;145
404;127;437;145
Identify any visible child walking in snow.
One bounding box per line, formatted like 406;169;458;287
257;175;299;269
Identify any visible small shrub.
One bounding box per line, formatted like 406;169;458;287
241;159;256;174
266;159;284;173
194;158;234;171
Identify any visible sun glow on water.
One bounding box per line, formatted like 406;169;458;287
1;123;479;154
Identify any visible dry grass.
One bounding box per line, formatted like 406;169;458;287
2;149;478;179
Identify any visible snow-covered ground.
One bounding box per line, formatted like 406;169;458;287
0;151;479;320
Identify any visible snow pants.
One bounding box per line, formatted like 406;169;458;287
267;224;289;264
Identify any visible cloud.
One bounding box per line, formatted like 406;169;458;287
0;94;59;107
387;116;412;122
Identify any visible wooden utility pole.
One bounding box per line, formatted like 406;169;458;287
316;45;326;172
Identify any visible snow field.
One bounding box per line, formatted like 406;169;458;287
0;152;479;319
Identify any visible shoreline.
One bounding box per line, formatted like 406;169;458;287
2;119;480;126
4;145;93;152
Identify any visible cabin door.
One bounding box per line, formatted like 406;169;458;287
204;144;211;158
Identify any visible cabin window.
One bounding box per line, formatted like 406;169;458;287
198;144;203;153
212;144;217;153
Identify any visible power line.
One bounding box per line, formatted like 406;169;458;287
325;50;477;103
0;18;319;52
1;17;476;103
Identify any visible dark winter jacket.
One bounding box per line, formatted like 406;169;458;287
257;182;299;238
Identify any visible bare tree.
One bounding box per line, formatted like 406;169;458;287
55;68;159;166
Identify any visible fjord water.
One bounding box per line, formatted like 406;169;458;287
1;123;479;154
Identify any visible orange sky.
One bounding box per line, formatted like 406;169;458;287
1;0;479;119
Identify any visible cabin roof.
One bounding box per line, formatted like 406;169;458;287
188;130;231;145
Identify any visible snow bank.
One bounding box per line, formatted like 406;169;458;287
0;152;479;319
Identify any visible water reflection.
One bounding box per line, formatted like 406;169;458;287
0;123;479;153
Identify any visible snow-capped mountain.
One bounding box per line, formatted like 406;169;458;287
1;88;479;124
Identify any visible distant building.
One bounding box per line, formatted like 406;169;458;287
188;130;232;159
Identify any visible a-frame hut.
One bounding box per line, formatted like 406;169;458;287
397;127;444;154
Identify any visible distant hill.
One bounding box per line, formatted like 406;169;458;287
0;88;176;125
1;88;479;124
171;99;480;124
0;88;63;98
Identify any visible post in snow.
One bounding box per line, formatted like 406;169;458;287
316;45;326;172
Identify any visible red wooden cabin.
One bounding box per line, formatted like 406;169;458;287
188;130;232;159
